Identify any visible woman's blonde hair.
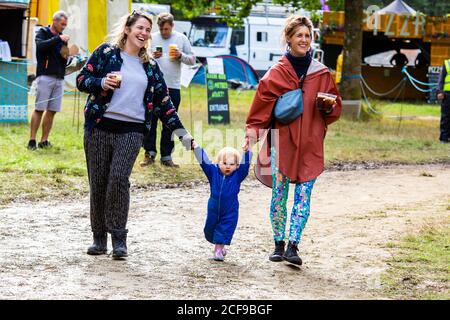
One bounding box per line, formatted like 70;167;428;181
282;15;313;46
216;147;241;165
108;11;153;63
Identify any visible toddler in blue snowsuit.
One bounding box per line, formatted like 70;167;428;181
193;142;252;261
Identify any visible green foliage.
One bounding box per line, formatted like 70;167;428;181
141;1;331;27
325;0;344;11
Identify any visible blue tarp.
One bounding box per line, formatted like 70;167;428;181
192;55;259;86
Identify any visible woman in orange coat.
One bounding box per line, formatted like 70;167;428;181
243;15;341;265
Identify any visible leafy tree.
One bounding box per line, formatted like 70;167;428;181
139;0;334;25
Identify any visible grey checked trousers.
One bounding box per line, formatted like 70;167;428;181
84;128;143;234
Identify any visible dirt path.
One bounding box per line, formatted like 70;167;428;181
1;164;449;299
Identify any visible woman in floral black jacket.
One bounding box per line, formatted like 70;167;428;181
77;11;193;259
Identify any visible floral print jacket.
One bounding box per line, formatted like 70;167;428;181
76;43;185;134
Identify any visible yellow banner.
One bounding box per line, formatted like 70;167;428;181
88;0;107;53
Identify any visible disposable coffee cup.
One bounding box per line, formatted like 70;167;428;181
317;92;337;107
169;44;178;60
111;71;122;89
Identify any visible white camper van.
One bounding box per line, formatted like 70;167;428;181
188;12;322;76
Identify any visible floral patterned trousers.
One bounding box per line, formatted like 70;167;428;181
270;147;316;244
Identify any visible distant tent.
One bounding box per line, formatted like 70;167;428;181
364;49;420;67
192;55;260;87
377;0;416;15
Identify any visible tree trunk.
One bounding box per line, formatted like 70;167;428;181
340;0;363;100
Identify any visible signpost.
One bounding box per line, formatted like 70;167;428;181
206;58;230;125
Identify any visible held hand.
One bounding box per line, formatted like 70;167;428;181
103;73;118;90
192;140;199;149
316;97;335;114
173;48;182;59
242;137;250;152
315;97;325;110
180;133;194;151
437;93;445;101
153;51;162;59
60;34;70;43
324;103;336;114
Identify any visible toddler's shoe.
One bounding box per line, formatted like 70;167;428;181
213;249;225;261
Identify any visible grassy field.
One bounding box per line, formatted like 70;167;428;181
0;84;449;205
371;100;442;118
381;209;450;300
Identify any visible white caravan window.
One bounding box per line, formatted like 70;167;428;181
256;32;268;42
190;25;228;48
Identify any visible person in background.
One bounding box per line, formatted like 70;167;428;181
437;58;450;144
28;11;69;150
140;12;196;168
390;47;409;68
414;50;429;69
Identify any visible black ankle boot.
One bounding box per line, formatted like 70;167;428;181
111;229;128;259
283;241;302;265
87;232;107;255
269;241;285;262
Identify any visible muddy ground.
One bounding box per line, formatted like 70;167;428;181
0;164;449;299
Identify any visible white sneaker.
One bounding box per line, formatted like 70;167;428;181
213;249;224;261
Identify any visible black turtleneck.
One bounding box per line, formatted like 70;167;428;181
285;50;312;81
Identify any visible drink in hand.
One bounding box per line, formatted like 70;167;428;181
111;71;122;89
169;44;178;60
316;92;337;111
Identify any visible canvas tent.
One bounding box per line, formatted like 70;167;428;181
364;49;420;67
377;0;417;15
192;55;260;87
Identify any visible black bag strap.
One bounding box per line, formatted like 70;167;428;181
299;74;306;91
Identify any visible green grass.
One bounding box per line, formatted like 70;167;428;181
381;212;450;299
370;100;441;118
0;86;449;205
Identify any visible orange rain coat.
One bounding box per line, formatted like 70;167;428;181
246;55;342;187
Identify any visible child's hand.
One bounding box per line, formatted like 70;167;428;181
192;140;199;149
242;137;250;151
180;133;194;151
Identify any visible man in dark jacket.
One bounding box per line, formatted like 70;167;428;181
28;11;69;150
437;58;450;143
390;48;409;68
